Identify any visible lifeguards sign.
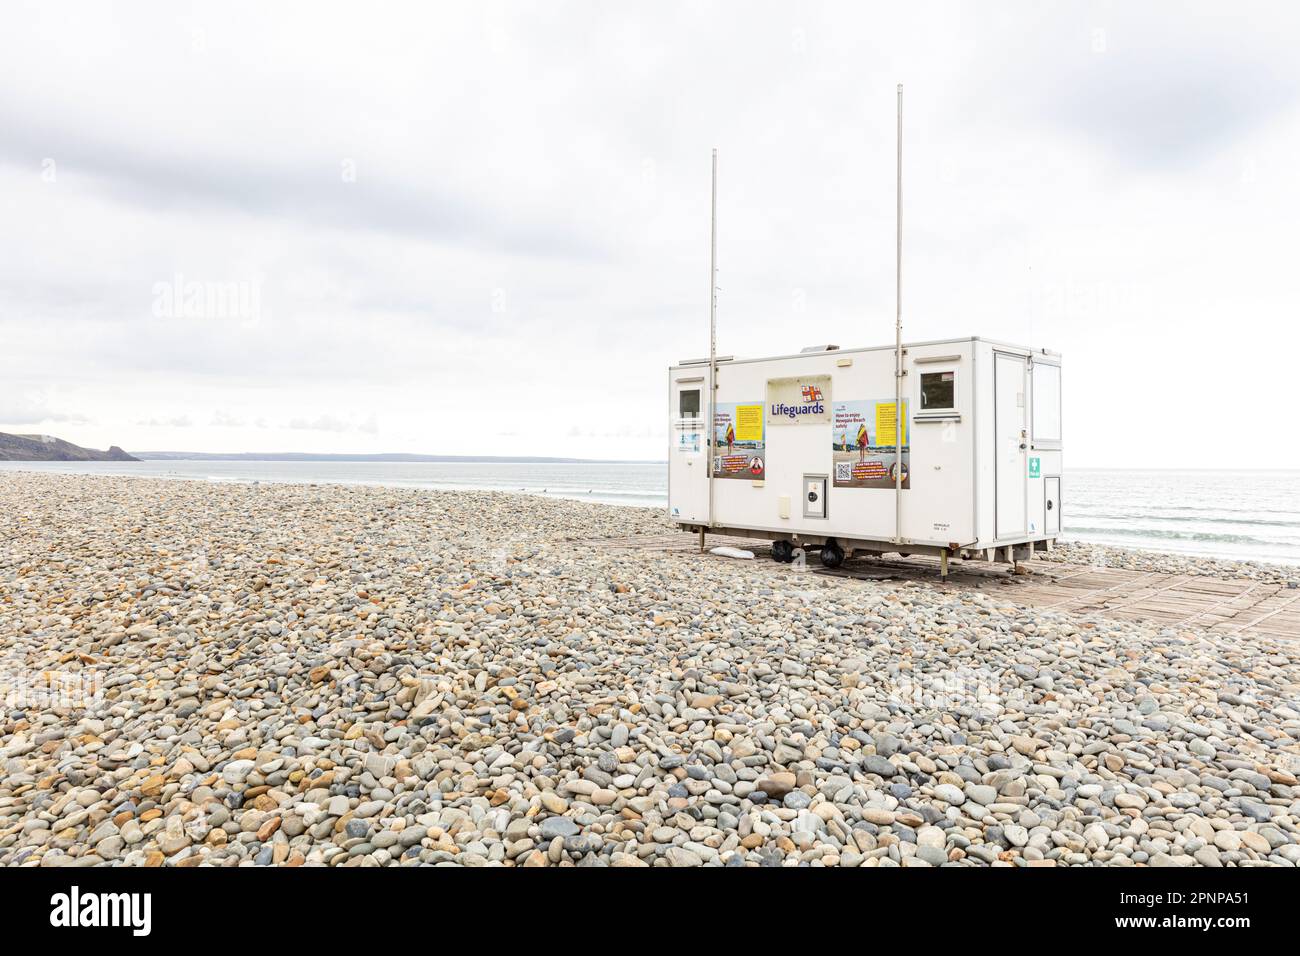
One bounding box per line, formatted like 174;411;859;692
766;375;831;426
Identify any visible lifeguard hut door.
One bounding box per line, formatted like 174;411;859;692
994;351;1029;541
668;373;709;524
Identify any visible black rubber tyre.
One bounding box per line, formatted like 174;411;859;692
771;539;794;563
819;541;845;569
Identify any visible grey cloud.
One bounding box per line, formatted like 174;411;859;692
962;4;1300;168
0;392;88;426
1045;52;1296;167
0;108;610;262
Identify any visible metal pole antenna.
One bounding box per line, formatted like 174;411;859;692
705;147;718;551
894;84;904;545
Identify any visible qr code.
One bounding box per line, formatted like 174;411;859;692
835;462;852;482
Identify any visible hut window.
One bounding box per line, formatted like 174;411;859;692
919;370;956;411
1032;364;1062;442
678;388;701;419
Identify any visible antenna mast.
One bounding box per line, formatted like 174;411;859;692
705;147;718;548
894;84;904;545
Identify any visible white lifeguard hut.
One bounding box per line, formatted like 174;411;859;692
667;88;1062;577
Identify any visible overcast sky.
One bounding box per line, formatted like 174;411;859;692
2;1;1298;466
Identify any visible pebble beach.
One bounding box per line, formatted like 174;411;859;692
2;472;1298;867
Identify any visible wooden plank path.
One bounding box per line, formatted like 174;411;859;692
596;532;1300;643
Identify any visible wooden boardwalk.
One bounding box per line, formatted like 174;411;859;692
598;532;1300;643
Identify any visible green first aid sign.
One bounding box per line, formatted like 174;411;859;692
1028;457;1041;478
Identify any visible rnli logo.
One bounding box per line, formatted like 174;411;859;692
767;375;830;425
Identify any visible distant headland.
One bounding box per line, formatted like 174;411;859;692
0;432;138;462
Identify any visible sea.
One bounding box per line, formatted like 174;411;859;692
2;461;1298;566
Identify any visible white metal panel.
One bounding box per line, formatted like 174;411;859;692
667;370;709;523
994;352;1028;539
1045;477;1061;535
908;347;972;544
1035;446;1064;540
1026;358;1063;539
973;340;996;548
803;475;828;518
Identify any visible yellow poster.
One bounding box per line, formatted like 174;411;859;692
713;401;765;480
874;401;908;447
735;404;763;442
834;399;909;489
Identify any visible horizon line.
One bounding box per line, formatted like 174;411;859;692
129;451;666;464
